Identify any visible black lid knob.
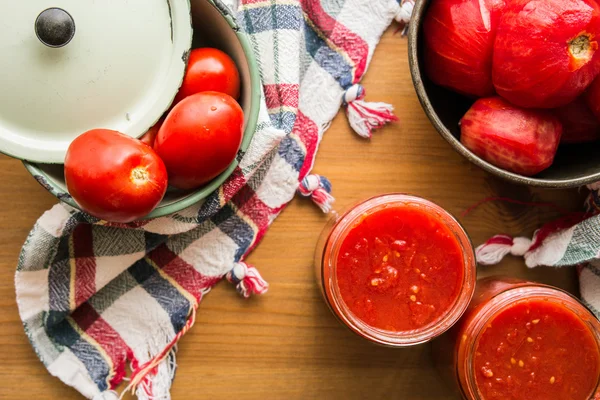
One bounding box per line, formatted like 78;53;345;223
35;8;75;48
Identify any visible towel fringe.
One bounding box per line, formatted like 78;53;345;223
120;303;197;399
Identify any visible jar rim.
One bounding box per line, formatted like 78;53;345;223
321;193;477;347
457;283;600;400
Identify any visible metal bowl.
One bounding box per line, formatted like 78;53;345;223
23;0;261;218
408;0;600;188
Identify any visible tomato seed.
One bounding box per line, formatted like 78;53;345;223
481;366;494;378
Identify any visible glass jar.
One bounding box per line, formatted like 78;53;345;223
435;276;600;400
314;193;476;347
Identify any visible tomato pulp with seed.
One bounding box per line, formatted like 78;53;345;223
335;205;464;331
474;299;600;400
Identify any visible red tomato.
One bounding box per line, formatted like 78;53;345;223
423;0;505;98
154;92;244;189
173;48;240;105
586;75;600;121
65;129;168;223
460;97;562;176
493;0;600;108
555;97;600;144
140;119;163;147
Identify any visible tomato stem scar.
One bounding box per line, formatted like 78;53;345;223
131;167;149;184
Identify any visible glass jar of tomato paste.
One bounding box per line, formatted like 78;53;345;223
314;194;476;346
435;276;600;400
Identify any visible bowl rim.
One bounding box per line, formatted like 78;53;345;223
407;0;600;189
23;0;262;219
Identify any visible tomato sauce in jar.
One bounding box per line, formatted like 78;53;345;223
442;277;600;400
314;194;476;346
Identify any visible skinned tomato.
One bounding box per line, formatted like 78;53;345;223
65;129;168;223
460;97;562;176
555;97;600;143
586;75;600;121
173;48;240;105
493;0;600;108
423;0;505;98
154;91;244;190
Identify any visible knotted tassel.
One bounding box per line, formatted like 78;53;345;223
226;262;269;298
475;235;532;266
298;174;335;213
586;182;600;214
395;0;414;35
342;84;398;139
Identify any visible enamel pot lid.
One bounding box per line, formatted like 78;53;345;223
0;1;192;163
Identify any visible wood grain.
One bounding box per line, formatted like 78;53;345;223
0;27;585;399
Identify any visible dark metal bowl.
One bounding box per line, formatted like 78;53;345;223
408;0;600;188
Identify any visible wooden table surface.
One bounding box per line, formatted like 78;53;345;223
0;27;585;399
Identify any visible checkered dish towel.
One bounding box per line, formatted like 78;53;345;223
15;0;411;399
476;185;600;318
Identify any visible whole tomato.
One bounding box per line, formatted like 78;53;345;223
423;0;505;98
586;75;600;120
155;91;244;189
140;119;163;148
65;129;168;223
460;97;562;176
493;0;600;108
173;48;240;105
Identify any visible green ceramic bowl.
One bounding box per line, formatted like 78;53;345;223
24;0;261;218
408;0;600;188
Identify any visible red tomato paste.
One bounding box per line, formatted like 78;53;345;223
335;204;464;331
473;299;600;400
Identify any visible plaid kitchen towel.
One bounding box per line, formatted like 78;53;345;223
15;0;410;399
475;185;600;317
